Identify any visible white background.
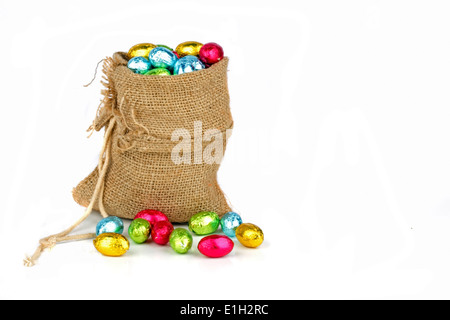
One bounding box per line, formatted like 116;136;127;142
1;0;450;300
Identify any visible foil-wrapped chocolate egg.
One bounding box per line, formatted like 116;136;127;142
143;68;171;76
93;233;130;257
128;218;151;244
157;44;173;51
199;42;224;65
151;220;174;245
235;223;264;248
127;43;157;59
198;235;234;258
220;212;242;237
188;211;220;235
175;41;203;58
173;55;205;75
96;216;124;236
134;209;169;228
148;47;178;70
169;228;193;254
127;56;151;74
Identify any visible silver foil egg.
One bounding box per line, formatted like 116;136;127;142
148;47;178;70
127;56;151;74
173;55;205;75
96;216;124;236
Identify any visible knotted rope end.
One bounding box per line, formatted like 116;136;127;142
23;256;35;267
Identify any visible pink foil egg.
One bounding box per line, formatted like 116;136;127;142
134;209;169;228
151;220;174;245
197;235;234;258
198;42;224;65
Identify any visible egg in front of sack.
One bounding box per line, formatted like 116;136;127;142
151;220;174;245
128;218;151;244
127;43;157;59
127;56;151;74
96;216;124;235
173;55;205;75
134;209;169;228
175;41;203;58
198;235;234;258
220;212;242;237
235;223;264;248
93;233;130;257
188;211;220;235
169;228;193;254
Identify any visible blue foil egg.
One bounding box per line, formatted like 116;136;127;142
220;212;243;237
173;55;205;75
148;47;178;70
127;56;151;74
96;216;124;236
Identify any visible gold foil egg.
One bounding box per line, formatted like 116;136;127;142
127;43;157;59
93;233;130;257
175;41;203;58
235;223;264;248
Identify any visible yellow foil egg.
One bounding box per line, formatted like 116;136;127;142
235;223;264;248
93;233;130;257
175;41;203;58
127;43;157;59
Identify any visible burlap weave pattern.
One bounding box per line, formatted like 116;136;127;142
73;52;233;222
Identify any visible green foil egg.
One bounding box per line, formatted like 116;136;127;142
169;228;193;254
188;211;220;235
157;44;174;51
128;218;150;244
143;68;171;76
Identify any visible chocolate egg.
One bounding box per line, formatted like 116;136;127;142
199;42;224;65
198;235;234;258
93;233;130;257
173;55;205;75
151;220;174;245
96;216;124;236
188;211;220;235
220;212;242;237
134;209;169;228
128;218;151;244
157;44;173;51
175;41;203;58
148;47;178;70
127;43;157;59
127;56;151;74
143;68;171;76
235;223;264;248
169;228;193;254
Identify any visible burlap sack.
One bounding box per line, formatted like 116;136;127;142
72;52;233;222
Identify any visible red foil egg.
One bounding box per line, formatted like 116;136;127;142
151;220;174;245
134;209;169;228
198;235;234;258
198;42;224;65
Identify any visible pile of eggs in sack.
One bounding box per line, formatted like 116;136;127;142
93;210;264;258
126;41;224;76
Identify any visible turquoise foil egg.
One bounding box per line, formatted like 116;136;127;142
173;55;205;75
96;216;124;236
148;47;178;70
127;56;151;74
220;212;243;237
